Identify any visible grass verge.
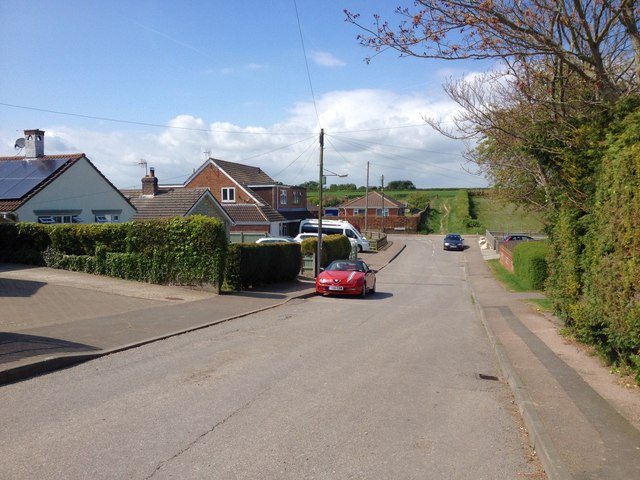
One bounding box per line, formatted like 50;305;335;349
486;258;532;292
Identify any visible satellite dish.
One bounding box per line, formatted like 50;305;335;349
14;138;25;149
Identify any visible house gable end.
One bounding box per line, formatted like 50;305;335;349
185;159;262;205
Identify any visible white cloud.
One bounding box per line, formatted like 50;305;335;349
310;51;346;67
1;88;487;190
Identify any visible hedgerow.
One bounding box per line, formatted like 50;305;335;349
512;240;548;290
3;216;228;289
546;102;640;381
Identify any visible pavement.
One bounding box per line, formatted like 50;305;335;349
0;242;405;386
1;237;640;479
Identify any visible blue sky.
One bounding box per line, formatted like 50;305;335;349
0;0;489;189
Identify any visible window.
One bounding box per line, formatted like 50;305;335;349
376;208;389;217
38;215;78;224
94;213;119;223
353;208;365;215
293;191;301;205
222;187;236;203
280;189;287;205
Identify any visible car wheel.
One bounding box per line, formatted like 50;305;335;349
371;280;376;294
361;284;367;298
358;245;363;252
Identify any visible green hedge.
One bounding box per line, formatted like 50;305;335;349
513;240;549;290
299;234;351;269
2;216;228;289
0;222;51;264
546;102;640;381
224;242;302;290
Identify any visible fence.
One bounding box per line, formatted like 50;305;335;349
229;232;264;244
484;229;546;251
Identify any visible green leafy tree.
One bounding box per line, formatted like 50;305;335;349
406;191;430;211
387;180;416;190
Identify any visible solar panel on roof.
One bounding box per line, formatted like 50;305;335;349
0;158;69;200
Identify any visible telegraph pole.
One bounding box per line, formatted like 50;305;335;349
381;174;385;233
364;161;369;232
316;129;324;276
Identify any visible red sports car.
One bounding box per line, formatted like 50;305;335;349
316;259;377;297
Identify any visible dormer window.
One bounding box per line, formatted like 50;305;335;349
222;187;236;203
280;189;287;205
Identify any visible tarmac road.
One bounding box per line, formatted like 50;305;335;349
1;237;541;479
1;235;640;479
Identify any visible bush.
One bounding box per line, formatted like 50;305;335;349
224;242;301;290
299;234;351;269
513;240;549;290
9;216;228;289
0;222;51;264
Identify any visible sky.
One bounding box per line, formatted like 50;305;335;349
0;0;491;190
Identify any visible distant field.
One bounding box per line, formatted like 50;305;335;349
307;188;545;235
471;195;544;234
306;188;461;204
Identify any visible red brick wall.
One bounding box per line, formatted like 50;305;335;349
499;244;514;272
335;215;420;232
254;186;308;210
252;188;274;206
186;164;254;204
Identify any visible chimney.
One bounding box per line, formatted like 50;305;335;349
24;129;45;157
142;166;158;196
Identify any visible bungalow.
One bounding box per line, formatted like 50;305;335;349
120;167;233;233
0;129;135;223
338;191;405;218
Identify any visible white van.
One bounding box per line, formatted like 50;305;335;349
299;219;371;252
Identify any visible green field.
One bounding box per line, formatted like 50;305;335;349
309;188;544;235
306;188;461;205
471;196;544;233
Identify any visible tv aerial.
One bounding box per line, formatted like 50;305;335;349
138;158;148;175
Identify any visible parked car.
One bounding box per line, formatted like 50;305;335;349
316;259;377;297
294;233;325;243
502;234;534;242
443;233;464;251
255;236;295;244
299;219;371;252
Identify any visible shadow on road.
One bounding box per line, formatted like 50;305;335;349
0;332;99;365
0;277;47;298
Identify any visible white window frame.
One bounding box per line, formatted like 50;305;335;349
94;213;119;223
293;191;301;205
280;189;287;205
222;187;236;203
376;208;389;217
38;215;77;224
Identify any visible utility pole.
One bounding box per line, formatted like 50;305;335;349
364;161;369;232
316;129;324;276
381;174;385;233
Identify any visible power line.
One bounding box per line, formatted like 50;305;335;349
0;102;312;136
292;0;321;127
0;101;433;135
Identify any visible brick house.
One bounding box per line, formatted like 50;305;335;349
120;168;233;233
335;191;424;232
184;158;313;236
338;191;405;217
